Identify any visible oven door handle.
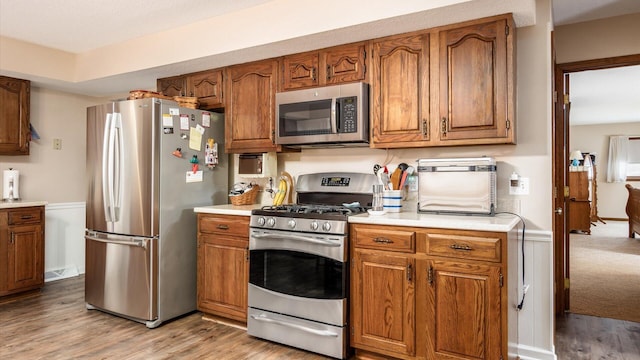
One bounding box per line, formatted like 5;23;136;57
252;233;341;247
250;314;339;337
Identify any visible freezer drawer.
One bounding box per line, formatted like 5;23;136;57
85;231;157;323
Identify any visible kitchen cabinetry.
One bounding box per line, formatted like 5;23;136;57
568;171;591;234
157;70;224;109
225;59;280;153
186;69;224;109
0;76;31;155
0;206;45;297
157;75;186;97
436;16;515;145
370;33;431;148
370;14;515;149
282;41;368;90
350;223;510;360
196;213;249;323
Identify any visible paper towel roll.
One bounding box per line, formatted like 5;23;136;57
3;169;20;201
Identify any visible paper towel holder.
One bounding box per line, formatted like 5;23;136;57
3;168;20;202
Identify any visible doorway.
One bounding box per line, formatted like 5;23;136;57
553;54;640;316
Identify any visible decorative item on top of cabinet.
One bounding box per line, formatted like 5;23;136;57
0;206;45;297
197;213;249;323
282;41;368;90
0;76;31;155
436;14;515;145
157;75;187;97
225;59;280;154
370;32;431;148
186;69;224;110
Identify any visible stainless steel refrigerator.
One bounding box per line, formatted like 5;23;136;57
85;98;227;328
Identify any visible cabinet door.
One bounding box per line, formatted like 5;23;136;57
371;33;431;148
7;224;43;291
157;75;186;97
282;51;319;90
322;42;367;85
438;18;514;144
187;69;224;109
197;234;248;322
225;59;279;153
0;76;30;155
351;249;415;356
420;259;503;360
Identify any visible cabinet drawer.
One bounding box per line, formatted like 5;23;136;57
352;225;415;253
8;207;42;225
425;233;501;263
198;214;249;237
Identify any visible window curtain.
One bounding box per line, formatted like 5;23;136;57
606;135;629;182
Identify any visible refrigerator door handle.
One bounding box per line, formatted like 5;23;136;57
86;233;148;249
112;113;124;222
102;114;113;222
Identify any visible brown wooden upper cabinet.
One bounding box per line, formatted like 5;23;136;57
157;75;186;97
371;14;515;148
436;15;515;145
0;76;31;155
370;33;431;148
186;69;224;110
282;42;368;90
225;59;280;154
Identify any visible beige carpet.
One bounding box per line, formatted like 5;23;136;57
570;221;640;323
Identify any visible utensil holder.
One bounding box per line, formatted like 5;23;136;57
383;190;402;213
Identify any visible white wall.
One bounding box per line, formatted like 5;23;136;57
571;122;640;218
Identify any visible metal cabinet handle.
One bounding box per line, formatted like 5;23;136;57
428;266;433;285
217;224;229;230
326;65;332;80
441;117;448;136
407;263;412;282
421;119;428;137
450;243;473;251
20;215;34;220
373;237;394;244
10;232;15;244
312;67;317;81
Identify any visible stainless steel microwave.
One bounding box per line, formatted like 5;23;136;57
275;82;369;147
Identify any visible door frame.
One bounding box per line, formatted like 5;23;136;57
553;54;640;315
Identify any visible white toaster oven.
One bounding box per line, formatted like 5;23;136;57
417;157;496;215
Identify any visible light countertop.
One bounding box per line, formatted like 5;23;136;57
193;204;263;216
193;204;521;232
0;200;48;209
348;211;521;232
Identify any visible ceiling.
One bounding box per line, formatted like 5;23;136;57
0;0;639;125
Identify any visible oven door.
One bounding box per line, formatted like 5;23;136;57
248;228;347;325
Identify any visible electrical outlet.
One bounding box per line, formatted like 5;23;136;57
53;138;62;150
509;177;529;195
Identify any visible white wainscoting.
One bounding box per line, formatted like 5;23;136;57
515;229;557;360
44;202;86;281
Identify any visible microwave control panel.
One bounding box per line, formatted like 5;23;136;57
337;96;357;133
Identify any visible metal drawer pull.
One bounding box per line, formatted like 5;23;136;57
217;224;229;230
250;314;338;337
373;237;394;244
450;244;473;251
20;215;34;220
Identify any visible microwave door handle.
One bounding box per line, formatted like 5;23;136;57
330;98;338;134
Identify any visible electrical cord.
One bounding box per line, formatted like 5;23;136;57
496;211;526;311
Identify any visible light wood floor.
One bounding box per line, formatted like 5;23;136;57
2;275;639;359
0;276;330;360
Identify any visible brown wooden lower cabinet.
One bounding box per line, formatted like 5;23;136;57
350;223;511;360
0;206;45;297
196;213;249;323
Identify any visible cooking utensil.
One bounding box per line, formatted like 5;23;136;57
390;167;402;190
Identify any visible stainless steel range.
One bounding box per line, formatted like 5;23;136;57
247;172;376;359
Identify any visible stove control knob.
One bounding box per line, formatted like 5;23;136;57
322;222;332;232
267;217;276;227
257;217;266;226
310;221;319;231
287;219;296;229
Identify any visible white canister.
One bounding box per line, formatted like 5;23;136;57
383;190;402;213
3;168;20;201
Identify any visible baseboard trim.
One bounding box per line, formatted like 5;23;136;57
517;344;557;360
